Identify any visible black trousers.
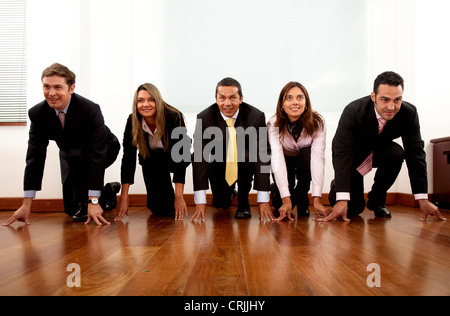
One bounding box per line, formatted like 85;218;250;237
329;142;405;215
141;149;177;216
209;161;255;209
62;135;120;216
271;147;312;211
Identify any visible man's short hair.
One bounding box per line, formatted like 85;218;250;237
216;77;243;98
374;71;404;94
41;63;76;87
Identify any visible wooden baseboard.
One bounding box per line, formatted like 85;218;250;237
0;193;437;213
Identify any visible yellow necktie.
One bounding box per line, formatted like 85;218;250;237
225;118;238;186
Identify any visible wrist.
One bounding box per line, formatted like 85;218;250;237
23;198;33;207
88;197;100;205
417;199;429;206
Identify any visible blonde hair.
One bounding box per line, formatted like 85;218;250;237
131;83;182;158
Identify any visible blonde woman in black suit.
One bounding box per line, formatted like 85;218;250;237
116;83;191;221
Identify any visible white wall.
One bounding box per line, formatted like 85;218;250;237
1;0;449;200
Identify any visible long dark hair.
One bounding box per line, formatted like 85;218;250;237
275;81;324;138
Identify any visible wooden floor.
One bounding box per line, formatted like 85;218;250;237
0;206;449;296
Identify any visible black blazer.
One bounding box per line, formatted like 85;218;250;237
24;93;118;192
192;102;271;192
120;110;191;185
332;96;428;194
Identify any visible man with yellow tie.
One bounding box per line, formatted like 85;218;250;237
191;78;273;222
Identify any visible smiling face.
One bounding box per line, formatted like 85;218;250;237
371;84;403;121
42;75;75;111
136;89;157;124
216;86;243;118
282;86;307;122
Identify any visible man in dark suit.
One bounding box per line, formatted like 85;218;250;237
3;63;120;227
191;78;273;222
322;71;446;222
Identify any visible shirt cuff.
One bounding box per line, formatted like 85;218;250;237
336;192;351;201
257;191;270;203
24;190;36;199
311;185;323;198
194;190;207;205
278;187;291;199
88;190;102;198
414;194;429;200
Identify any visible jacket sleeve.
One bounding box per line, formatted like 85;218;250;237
169;112;191;184
253;111;271;192
23;108;49;191
192;112;210;191
402;106;428;194
86;104;109;191
120;115;138;185
332;106;357;193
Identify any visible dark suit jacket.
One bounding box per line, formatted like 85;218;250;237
121;110;191;185
192;102;271;192
332;96;428;194
24;93;118;192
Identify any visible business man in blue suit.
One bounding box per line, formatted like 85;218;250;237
3;63;120;226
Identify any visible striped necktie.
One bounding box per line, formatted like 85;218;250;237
357;118;386;176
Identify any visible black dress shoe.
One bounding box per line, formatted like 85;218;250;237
212;190;237;209
235;206;252;219
297;208;310;217
72;202;88;222
100;182;121;211
368;204;392;218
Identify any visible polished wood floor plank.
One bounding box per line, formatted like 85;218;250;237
183;245;248;296
116;221;204;296
280;245;382;296
53;246;160;296
183;209;248;296
0;206;449;296
237;220;314;296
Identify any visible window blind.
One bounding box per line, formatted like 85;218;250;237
0;0;27;125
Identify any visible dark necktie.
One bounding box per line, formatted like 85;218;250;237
58;111;65;129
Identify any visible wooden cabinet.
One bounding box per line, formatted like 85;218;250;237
431;137;450;209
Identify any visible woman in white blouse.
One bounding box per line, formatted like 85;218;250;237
268;82;329;221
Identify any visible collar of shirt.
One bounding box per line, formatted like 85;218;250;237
220;109;239;125
54;101;71;116
142;119;157;136
374;105;382;120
